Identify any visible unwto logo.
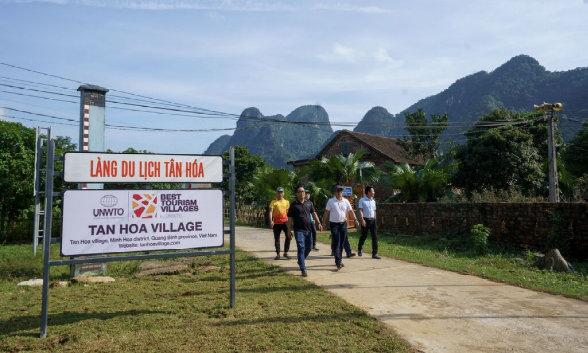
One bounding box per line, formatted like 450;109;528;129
131;193;158;218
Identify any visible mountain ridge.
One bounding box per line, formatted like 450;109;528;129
204;105;333;167
355;54;588;141
204;55;588;166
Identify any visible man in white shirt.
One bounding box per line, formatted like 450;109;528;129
322;185;359;270
357;185;381;259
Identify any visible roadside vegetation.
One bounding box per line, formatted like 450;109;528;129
0;244;412;353
316;231;588;301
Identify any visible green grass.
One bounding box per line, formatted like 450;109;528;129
0;243;412;353
317;231;588;301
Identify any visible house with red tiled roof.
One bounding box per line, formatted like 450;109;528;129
287;130;423;169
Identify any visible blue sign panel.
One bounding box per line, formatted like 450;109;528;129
342;186;353;197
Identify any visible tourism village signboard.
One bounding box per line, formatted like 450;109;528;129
39;125;236;339
62;152;225;256
61;189;223;256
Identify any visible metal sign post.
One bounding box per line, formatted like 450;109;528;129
39;139;55;338
229;146;236;308
38;145;237;338
32;127;50;255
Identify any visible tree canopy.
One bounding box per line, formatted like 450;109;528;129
562;122;588;177
453;109;546;196
222;146;269;204
401;109;448;160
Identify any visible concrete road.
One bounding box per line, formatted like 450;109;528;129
235;226;588;353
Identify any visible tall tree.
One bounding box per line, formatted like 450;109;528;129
401;109;448;160
562;122;588;177
453;109;546;196
0;120;35;239
221;146;268;204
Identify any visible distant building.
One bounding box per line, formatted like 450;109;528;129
287;129;423;169
288;130;423;201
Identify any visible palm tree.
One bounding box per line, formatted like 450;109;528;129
251;168;298;205
385;159;453;202
386;163;419;202
315;150;381;186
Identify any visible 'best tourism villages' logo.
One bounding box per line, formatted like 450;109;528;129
132;193;158;218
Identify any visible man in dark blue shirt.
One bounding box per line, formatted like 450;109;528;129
287;186;323;277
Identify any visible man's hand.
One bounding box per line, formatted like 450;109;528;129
318;223;323;232
361;219;366;228
288;230;294;240
270;221;274;229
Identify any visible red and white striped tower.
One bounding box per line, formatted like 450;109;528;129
77;84;108;189
81;104;90;152
75;85;108;276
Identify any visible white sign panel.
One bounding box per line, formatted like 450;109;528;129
64;152;223;183
61;189;224;256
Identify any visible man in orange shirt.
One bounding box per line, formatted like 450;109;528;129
269;187;291;260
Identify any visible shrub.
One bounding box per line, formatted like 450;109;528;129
439;187;546;203
469;224;490;255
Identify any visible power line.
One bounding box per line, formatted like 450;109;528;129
0;89;78;104
0;106;236;132
0;62;559;134
2;102;549;143
0;76;73;91
561;115;588;124
1;95;546;136
0;82;78;98
0;61;522;129
2;114;78;128
1;86;526;129
2;106;77;122
0;61;234;116
0;74;236;112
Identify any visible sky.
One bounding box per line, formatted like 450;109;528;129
0;0;587;154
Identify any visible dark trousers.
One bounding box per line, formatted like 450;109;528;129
330;222;350;266
310;223;317;248
294;230;312;272
273;223;290;254
331;228;352;255
358;218;378;255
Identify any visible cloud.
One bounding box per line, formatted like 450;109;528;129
317;43;403;66
318;43;358;63
4;0;391;13
312;2;391;14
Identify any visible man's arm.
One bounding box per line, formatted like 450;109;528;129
268;208;274;228
313;211;323;231
358;208;366;227
287;217;294;239
322;209;330;227
347;201;359;226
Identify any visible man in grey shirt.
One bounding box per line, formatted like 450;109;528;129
357;185;380;259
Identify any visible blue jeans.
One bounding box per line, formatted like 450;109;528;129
310;223;317;247
330;222;349;266
294;230;312;272
331;227;352;256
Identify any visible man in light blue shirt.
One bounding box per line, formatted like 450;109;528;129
357;185;380;259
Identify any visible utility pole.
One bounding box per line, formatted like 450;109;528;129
534;102;563;203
